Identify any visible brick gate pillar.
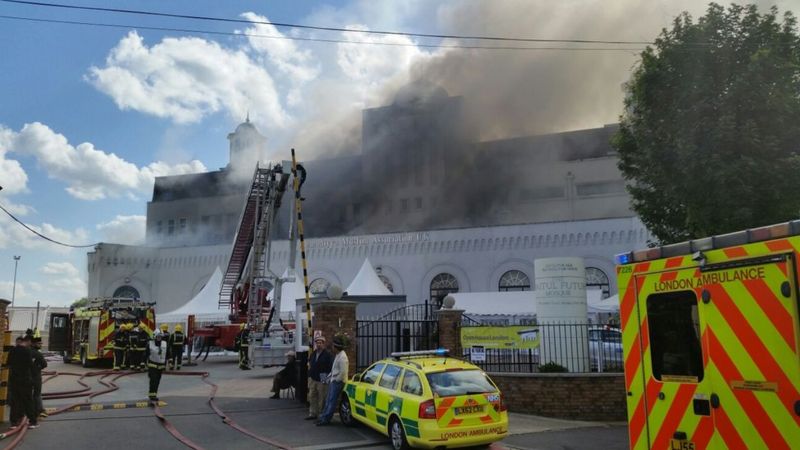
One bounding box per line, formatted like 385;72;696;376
435;308;465;356
311;299;358;378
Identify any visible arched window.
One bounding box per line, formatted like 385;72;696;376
498;270;531;292
378;275;394;293
430;273;459;306
309;278;331;296
586;267;610;298
113;285;140;299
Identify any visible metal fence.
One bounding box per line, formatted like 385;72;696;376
461;322;623;374
356;302;439;371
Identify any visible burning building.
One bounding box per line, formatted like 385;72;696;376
87;81;648;313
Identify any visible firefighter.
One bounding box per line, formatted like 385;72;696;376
168;324;185;370
136;323;149;371
147;329;167;403
237;323;251;370
159;324;172;367
31;334;47;418
113;323;129;371
8;335;38;429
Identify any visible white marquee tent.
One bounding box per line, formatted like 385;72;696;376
158;267;227;324
346;258;392;296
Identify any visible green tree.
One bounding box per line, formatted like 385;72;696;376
71;297;89;308
614;3;800;243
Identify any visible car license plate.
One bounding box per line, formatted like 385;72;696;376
454;405;484;415
669;439;695;450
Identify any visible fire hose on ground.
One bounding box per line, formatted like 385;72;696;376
0;370;294;450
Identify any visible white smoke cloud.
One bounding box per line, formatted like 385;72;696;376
0;122;207;200
96;215;146;245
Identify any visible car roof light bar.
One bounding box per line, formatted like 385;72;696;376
390;349;450;359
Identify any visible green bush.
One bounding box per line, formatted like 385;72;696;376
539;362;568;373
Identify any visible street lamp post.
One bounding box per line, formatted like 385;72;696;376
12;255;20;307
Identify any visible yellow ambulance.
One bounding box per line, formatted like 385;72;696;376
615;222;800;450
340;349;508;450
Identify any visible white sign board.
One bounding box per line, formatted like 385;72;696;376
470;345;486;363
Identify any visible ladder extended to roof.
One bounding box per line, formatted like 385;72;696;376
218;164;290;316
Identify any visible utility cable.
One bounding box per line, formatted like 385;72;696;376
0;14;647;52
0;0;657;45
0;201;97;248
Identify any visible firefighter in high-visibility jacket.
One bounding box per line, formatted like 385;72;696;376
159;324;171;367
135;324;149;371
147;329;167;402
113;323;129;371
168;324;185;370
236;323;251;370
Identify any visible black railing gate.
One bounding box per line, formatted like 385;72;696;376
356;302;439;371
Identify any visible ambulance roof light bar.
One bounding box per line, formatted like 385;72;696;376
616;220;800;265
391;349;450;359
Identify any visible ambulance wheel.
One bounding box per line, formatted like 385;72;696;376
339;394;355;427
389;417;410;450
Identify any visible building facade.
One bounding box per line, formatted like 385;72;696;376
87;81;648;313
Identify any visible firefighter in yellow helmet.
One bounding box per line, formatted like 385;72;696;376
236;323;251;370
159;324;172;369
168;324;185;370
113;322;129;371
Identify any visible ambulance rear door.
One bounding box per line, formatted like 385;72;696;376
700;252;800;449
634;265;712;450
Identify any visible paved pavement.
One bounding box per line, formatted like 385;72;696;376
0;356;628;450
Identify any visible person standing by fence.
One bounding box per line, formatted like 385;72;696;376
316;335;349;426
305;336;332;419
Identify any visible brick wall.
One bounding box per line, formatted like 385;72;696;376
435;308;463;355
311;300;357;378
0;299;8;332
489;372;627;421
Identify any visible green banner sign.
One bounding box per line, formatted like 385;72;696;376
461;326;540;349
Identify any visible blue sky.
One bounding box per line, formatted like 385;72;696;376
0;0;793;306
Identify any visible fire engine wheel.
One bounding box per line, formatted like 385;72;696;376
388;417;410;450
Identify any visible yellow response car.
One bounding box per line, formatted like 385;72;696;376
340;349;508;450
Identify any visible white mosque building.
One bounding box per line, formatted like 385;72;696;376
87;81;649;314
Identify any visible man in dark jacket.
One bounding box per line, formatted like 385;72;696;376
304;336;332;419
8;335;38;428
270;351;297;399
31;336;48;418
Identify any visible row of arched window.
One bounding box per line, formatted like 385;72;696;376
305;267;610;305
